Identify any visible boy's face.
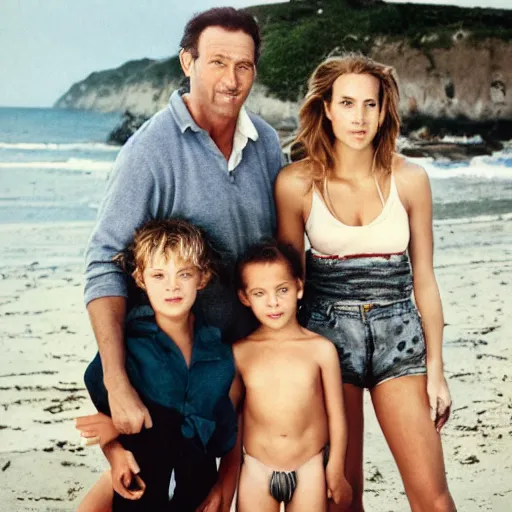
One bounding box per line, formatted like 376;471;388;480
142;251;205;321
238;260;303;331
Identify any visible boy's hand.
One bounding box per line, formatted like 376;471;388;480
195;483;224;512
326;461;352;508
103;441;146;500
75;412;120;447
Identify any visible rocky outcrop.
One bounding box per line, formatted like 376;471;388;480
54;57;183;116
107;111;150;145
54;36;511;133
372;37;512;122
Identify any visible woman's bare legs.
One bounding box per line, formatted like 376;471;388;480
371;375;456;512
76;470;113;512
329;383;365;512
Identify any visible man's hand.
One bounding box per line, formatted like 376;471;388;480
195;484;224;512
103;441;146;500
426;363;452;433
326;461;352;509
106;378;153;434
75;412;119;447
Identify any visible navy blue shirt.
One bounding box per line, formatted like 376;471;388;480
84;311;237;456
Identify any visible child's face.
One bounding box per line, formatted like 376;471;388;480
238;260;303;330
142;251;205;320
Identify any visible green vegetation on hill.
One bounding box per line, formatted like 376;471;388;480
57;0;511;112
246;0;512;101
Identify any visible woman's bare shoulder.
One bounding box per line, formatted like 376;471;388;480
393;154;430;191
277;159;315;195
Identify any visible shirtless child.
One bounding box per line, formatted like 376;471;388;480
233;241;352;512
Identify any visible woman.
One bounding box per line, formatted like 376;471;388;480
275;54;456;512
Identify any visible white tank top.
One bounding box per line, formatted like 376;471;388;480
305;173;410;258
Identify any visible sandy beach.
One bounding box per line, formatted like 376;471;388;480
0;215;511;512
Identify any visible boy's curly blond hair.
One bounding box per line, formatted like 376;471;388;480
114;219;215;290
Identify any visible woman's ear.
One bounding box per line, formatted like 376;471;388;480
238;289;251;307
378;96;387;128
324;100;333;121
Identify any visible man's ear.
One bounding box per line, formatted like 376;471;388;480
296;278;304;300
179;48;194;77
238;289;251;307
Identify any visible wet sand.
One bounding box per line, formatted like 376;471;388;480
0;217;511;511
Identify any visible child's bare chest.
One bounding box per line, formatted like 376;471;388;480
241;349;321;394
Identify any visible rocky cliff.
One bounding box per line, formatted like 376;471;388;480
54;0;512;128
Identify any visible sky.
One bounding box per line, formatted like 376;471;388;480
0;0;510;108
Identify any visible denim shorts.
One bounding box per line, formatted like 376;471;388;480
306;298;427;388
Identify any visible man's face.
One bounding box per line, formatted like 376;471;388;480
183;26;256;119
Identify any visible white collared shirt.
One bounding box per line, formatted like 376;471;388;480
228;106;259;172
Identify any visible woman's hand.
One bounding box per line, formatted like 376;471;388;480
75;412;120;447
426;362;452;432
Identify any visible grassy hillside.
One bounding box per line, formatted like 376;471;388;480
247;0;512;101
56;0;511;111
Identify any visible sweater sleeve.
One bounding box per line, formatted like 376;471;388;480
84;141;158;306
266;124;285;181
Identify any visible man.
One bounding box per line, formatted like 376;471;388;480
84;7;282;439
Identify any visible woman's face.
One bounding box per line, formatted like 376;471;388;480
324;73;381;152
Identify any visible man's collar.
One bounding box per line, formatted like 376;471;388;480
169;89;202;133
236;105;258;142
169;89;258;141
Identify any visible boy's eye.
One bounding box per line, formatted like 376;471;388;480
152;273;164;279
180;272;192;279
252;291;264;297
341;100;352;106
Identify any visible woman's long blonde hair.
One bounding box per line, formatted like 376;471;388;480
295;54;400;179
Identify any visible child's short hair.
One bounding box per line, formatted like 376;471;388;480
235;240;303;291
115;219;214;289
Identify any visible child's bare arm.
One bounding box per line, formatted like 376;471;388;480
197;372;244;512
219;371;245;503
76;412;120;447
319;340;346;462
318;339;352;505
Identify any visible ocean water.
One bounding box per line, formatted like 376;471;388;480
1;107;512;226
0;107;120;224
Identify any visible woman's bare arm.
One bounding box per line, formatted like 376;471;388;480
274;162;312;274
397;161;451;430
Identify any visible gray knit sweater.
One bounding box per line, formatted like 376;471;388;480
84;91;282;330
